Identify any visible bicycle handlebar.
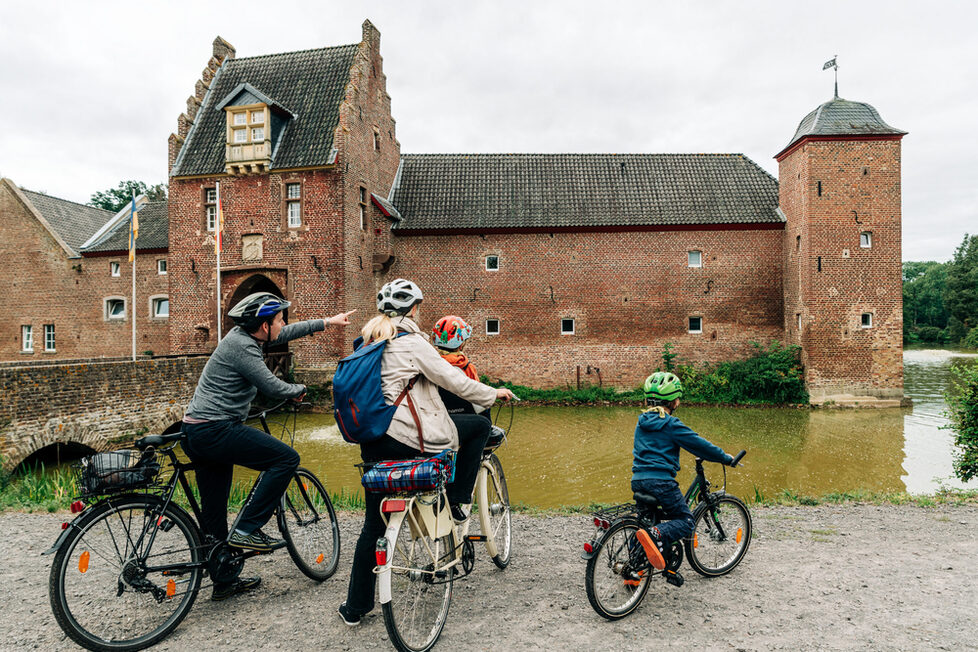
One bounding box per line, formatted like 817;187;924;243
729;450;747;467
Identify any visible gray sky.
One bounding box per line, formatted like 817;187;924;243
2;1;975;261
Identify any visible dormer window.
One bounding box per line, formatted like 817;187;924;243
217;82;295;175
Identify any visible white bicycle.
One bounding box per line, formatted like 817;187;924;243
369;414;513;652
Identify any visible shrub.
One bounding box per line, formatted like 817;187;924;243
946;364;978;482
916;325;944;344
678;341;808;405
963;327;978;351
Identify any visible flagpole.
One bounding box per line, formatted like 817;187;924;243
132;249;136;361
216;181;223;342
129;192;138;362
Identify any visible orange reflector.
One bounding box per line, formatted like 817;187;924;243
736;528;743;544
382;499;406;513
303;482;309;491
78;551;90;573
166;579;176;599
693;534;698;549
315;553;325;565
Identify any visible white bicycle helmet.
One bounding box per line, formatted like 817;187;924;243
377;279;423;316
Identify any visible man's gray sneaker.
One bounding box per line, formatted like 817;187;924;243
228;528;286;552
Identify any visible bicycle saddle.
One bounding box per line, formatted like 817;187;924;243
632;491;660;507
135;432;184;449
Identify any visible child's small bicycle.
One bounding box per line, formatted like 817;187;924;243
582;450;750;620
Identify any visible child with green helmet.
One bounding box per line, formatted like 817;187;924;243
631;371;735;574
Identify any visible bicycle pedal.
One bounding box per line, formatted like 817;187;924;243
464;535;487;542
664;570;684;587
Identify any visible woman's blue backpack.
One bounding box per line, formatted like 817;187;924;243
332;333;424;448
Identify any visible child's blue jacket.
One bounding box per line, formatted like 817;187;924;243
631;410;732;481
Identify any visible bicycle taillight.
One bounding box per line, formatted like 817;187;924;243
375;536;388;566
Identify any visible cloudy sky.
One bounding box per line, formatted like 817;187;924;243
2;1;974;261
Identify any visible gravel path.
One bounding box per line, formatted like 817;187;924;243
3;503;977;651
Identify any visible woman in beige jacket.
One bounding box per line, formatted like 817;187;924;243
339;279;514;626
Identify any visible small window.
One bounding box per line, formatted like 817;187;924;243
205;189;217;203
373;128;381;151
860;232;873;248
250;110;264;124
286;183;302;228
157;259;167;275
206;205;217;231
233;129;247;143
796;235;801;251
861;313;873;328
287;202;302;228
233;112;247;125
152;298;169;318
204;188;218;232
110;261;120;277
485;255;499;271
561;318;575;335
105;299;126;320
486;319;500;336
796;313;802;330
688;250;702;268
688;316;703;333
251;127;265;141
359;187;367;230
21;325;32;352
44;324;55;352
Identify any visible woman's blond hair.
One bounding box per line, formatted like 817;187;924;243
361;314;397;344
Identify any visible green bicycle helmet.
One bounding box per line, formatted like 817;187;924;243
643;371;683;403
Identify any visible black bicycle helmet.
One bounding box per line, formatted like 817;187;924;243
228;292;291;331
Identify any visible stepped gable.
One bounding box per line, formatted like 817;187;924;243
777;97;906;158
171;43;359;176
390;153;780;232
83;201;169;253
19;189;113;255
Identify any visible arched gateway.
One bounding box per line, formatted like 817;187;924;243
225;273;291;378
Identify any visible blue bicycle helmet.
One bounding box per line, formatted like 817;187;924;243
228;292;291;330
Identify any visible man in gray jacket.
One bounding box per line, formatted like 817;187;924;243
181;291;353;601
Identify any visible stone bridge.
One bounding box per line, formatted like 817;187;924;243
0;356;207;470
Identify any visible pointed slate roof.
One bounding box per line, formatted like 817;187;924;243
19;189;114;255
171;44;358;176
777;97;906;158
82;201;169;253
390;154;781;232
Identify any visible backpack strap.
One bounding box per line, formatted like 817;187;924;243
392;375;425;453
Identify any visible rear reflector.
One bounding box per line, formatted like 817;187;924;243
382;499;406;513
375;536;388;566
61;522;69;530
70;500;85;514
583;542;593;554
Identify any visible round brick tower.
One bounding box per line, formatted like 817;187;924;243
776;96;907;403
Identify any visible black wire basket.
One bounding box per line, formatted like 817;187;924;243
76;449;161;498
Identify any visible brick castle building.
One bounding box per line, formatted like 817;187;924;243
156;20;906;401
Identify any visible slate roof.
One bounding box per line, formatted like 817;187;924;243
20;189;114;255
778;97;906;157
83;201;168;253
171;44;358;176
390;154;781;231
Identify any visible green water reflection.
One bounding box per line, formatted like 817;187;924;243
239;350;978;508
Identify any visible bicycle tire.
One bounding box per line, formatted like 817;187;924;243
382;511;454;652
585;517;652;620
49;494;203;651
278;467;340;581
480;453;512;569
684;494;752;577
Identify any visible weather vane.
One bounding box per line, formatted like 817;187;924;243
823;55;839;99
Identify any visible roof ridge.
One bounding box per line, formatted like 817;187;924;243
400;152;747;158
20;188;113;214
231;42;358;63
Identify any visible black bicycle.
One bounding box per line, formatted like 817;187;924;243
44;401;340;651
582;450;751;620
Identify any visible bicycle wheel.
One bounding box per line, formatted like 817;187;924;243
278;467;340;581
585;517;651;620
49;494;203;651
382;510;454;652
479;453;512;569
684;494;752;577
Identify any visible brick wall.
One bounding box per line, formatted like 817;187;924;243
779;137;904;399
0;356;207;470
386;227;786;388
0;183;169;361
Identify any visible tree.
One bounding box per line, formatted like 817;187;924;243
88;181;167;213
944;234;978;344
903;261;949;343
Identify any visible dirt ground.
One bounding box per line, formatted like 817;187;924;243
3;503;977;651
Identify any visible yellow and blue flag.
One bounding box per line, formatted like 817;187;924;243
128;192;139;262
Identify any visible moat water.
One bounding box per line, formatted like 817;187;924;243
240;348;978;508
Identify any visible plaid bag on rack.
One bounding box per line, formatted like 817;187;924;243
361;450;456;493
